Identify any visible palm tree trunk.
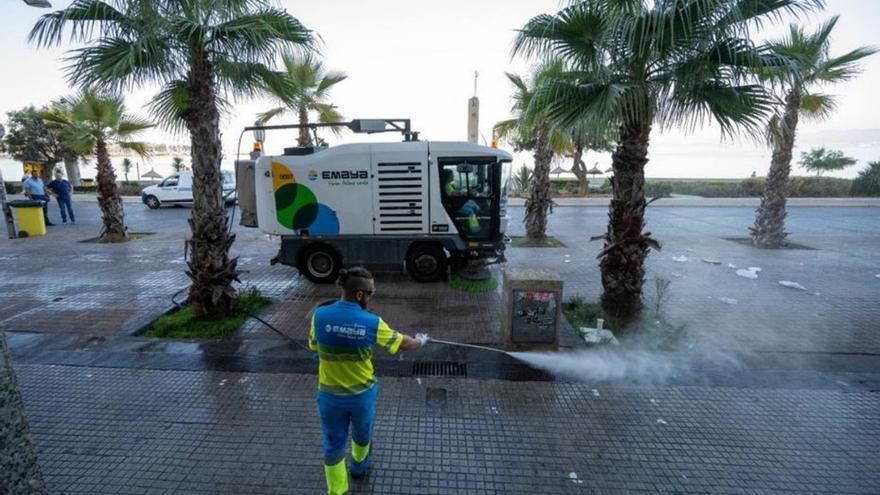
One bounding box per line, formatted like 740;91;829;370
571;144;588;196
297;106;313;148
95;138;127;242
600;122;654;325
1;330;48;494
525;123;553;239
64;159;82;187
751;91;801;248
184;50;239;320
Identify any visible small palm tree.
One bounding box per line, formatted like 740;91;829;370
494;61;569;240
798;147;856;176
121;157;132;182
514;0;818;324
30;0;314;318
44;89;151;242
171;157;184;173
751;17;877;247
258;53;347;148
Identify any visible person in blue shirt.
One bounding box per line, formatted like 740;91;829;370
47;170;75;224
23;170;54;226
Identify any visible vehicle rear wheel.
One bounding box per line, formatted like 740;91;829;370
144;195;160;209
299;244;341;284
405;244;448;282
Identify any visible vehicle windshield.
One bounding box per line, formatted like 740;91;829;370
221;170;234;186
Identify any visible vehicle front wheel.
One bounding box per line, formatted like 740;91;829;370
299;244;341;284
405;244;448;282
144;195;160;209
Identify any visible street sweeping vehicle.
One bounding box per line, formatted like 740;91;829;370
235;119;512;283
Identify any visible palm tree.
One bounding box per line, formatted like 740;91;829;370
514;0;818;324
258;53;347;148
122;157;132;182
171;157;185;173
30;0;314;318
751;17;877;247
798;147;856;176
0;332;47;494
44;89;151;242
567;123;615;196
494;61;569;240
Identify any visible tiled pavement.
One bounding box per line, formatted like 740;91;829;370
16;364;880;494
3;199;880;494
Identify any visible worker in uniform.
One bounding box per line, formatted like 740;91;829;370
310;267;428;494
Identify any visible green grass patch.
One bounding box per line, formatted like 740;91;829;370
145;287;271;339
449;273;499;292
562;296;687;350
510;236;565;248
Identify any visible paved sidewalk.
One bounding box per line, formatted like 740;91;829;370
16;363;880;494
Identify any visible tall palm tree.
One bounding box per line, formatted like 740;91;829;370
514;0;818;324
122;157;132;182
0;331;47;494
494;61;569;240
258;53;347;148
44;90;151;242
30;0;314;318
750;16;877;247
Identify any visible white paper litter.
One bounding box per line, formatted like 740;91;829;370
564;259;571;263
701;259;721;265
735;268;759;279
656;419;668;425
219;379;228;386
778;280;807;291
672;256;688;262
727;263;737;269
875;274;880;279
748;266;762;272
592;389;600;397
719;297;738;305
581;327;620;346
685;248;695;252
569;472;583;484
671;272;683;278
650;399;657;404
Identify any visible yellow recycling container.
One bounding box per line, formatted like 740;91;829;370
8;200;47;237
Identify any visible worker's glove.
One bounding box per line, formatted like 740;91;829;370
414;333;430;348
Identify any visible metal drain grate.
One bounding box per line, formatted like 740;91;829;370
412;361;467;377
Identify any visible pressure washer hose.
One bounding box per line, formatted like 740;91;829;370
426;338;509;354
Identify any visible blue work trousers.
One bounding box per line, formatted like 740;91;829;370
316;384;378;470
57;197;75;223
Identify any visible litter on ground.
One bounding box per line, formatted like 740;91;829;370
778;280;807;291
701;259;721;265
569;472;584;484
728;263;737;269
720;297;738;305
592;389;600;397
672;256;688;262
657;419;668;425
736;267;760;279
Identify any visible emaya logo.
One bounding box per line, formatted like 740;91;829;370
322;170;369;180
308;169;318;181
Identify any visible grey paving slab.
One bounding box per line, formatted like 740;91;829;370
15;363;880;494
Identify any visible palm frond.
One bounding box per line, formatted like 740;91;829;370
28;0;135;47
148;80;189;133
256;106;288;124
117;117;155;136
117;140;149;157
799;92;836;120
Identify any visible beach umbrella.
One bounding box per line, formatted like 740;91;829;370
587;164;604;176
142;168;163;180
550;165;567;176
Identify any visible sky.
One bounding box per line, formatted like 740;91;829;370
1;0;879;179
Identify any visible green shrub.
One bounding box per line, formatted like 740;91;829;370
118;183;143;195
4;182;21;194
850;161;880;196
786;176;851;197
73;185;97;193
645;182;672;198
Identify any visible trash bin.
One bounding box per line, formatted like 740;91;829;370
8;199;46;237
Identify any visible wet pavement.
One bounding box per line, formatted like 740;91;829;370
2;199;880;493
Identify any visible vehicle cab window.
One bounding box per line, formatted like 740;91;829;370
438;157;497;239
161;175;179;188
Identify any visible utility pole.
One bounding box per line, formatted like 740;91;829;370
467;71;479;144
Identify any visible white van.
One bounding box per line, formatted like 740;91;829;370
141;170;236;209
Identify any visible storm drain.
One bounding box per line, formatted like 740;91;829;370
412;361;467;378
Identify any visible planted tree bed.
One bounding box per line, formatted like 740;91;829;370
510;236;565;248
723;237;816;250
79;232;155;243
144;288;270;339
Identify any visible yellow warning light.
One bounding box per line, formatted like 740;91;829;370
252;141;262;152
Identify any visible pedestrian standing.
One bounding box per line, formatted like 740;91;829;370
47;170;75;224
309;267;429;494
23;170;54;226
